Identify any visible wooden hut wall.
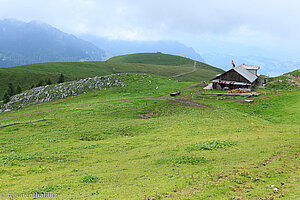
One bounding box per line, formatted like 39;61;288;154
219;69;250;83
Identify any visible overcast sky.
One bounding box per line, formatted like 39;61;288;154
1;0;300;57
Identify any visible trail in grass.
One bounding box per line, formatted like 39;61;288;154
171;61;197;78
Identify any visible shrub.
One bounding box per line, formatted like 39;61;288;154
45;78;52;85
58;73;65;83
16;84;22;94
3;91;10;103
36;79;45;87
7;83;15;96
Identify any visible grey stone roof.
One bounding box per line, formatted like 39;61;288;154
234;66;258;83
238;64;260;70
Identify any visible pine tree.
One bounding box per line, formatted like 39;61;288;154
16;84;22;94
58;73;65;83
36;79;45;87
7;83;15;96
46;78;52;85
3;91;10;103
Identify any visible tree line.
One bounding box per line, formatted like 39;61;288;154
2;73;65;103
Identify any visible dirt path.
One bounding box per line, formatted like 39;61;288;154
171;98;212;108
171;61;197;78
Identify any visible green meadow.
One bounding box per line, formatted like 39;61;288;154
0;53;223;96
0;73;299;199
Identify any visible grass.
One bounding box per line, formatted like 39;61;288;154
256;71;300;94
186;141;235;151
0;74;299;199
0;53;223;96
80;175;99;183
107;52;196;66
156;156;207;165
191;94;247;101
287;69;300;77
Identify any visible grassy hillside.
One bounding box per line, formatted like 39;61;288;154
288;69;300;76
0;53;224;97
0;74;298;199
107;52;196;66
257;69;300;93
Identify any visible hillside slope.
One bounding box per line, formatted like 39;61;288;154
107;52;195;66
0;53;223;96
0;19;106;67
256;69;300;93
0;75;298;199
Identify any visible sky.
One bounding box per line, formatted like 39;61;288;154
0;0;300;58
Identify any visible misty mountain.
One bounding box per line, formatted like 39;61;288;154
0;19;106;67
80;35;204;62
201;52;300;77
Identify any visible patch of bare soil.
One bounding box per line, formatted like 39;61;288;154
172;99;212;108
138;111;155;119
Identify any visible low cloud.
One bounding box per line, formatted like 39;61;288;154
0;0;300;51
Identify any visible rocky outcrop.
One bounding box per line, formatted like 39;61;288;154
0;74;126;113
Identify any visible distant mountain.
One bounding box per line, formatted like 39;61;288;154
0;19;107;67
201;52;300;77
80;35;204;62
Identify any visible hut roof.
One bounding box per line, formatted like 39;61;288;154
238;64;260;70
233;66;258;83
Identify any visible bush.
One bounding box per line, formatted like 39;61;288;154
3;91;10;103
46;78;52;85
58;73;64;83
36;79;45;87
16;84;22;94
8;83;15;96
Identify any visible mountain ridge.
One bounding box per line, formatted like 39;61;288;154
0;19;107;67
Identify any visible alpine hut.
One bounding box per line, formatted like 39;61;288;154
211;64;260;90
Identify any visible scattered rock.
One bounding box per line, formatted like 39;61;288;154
0;74;127;113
